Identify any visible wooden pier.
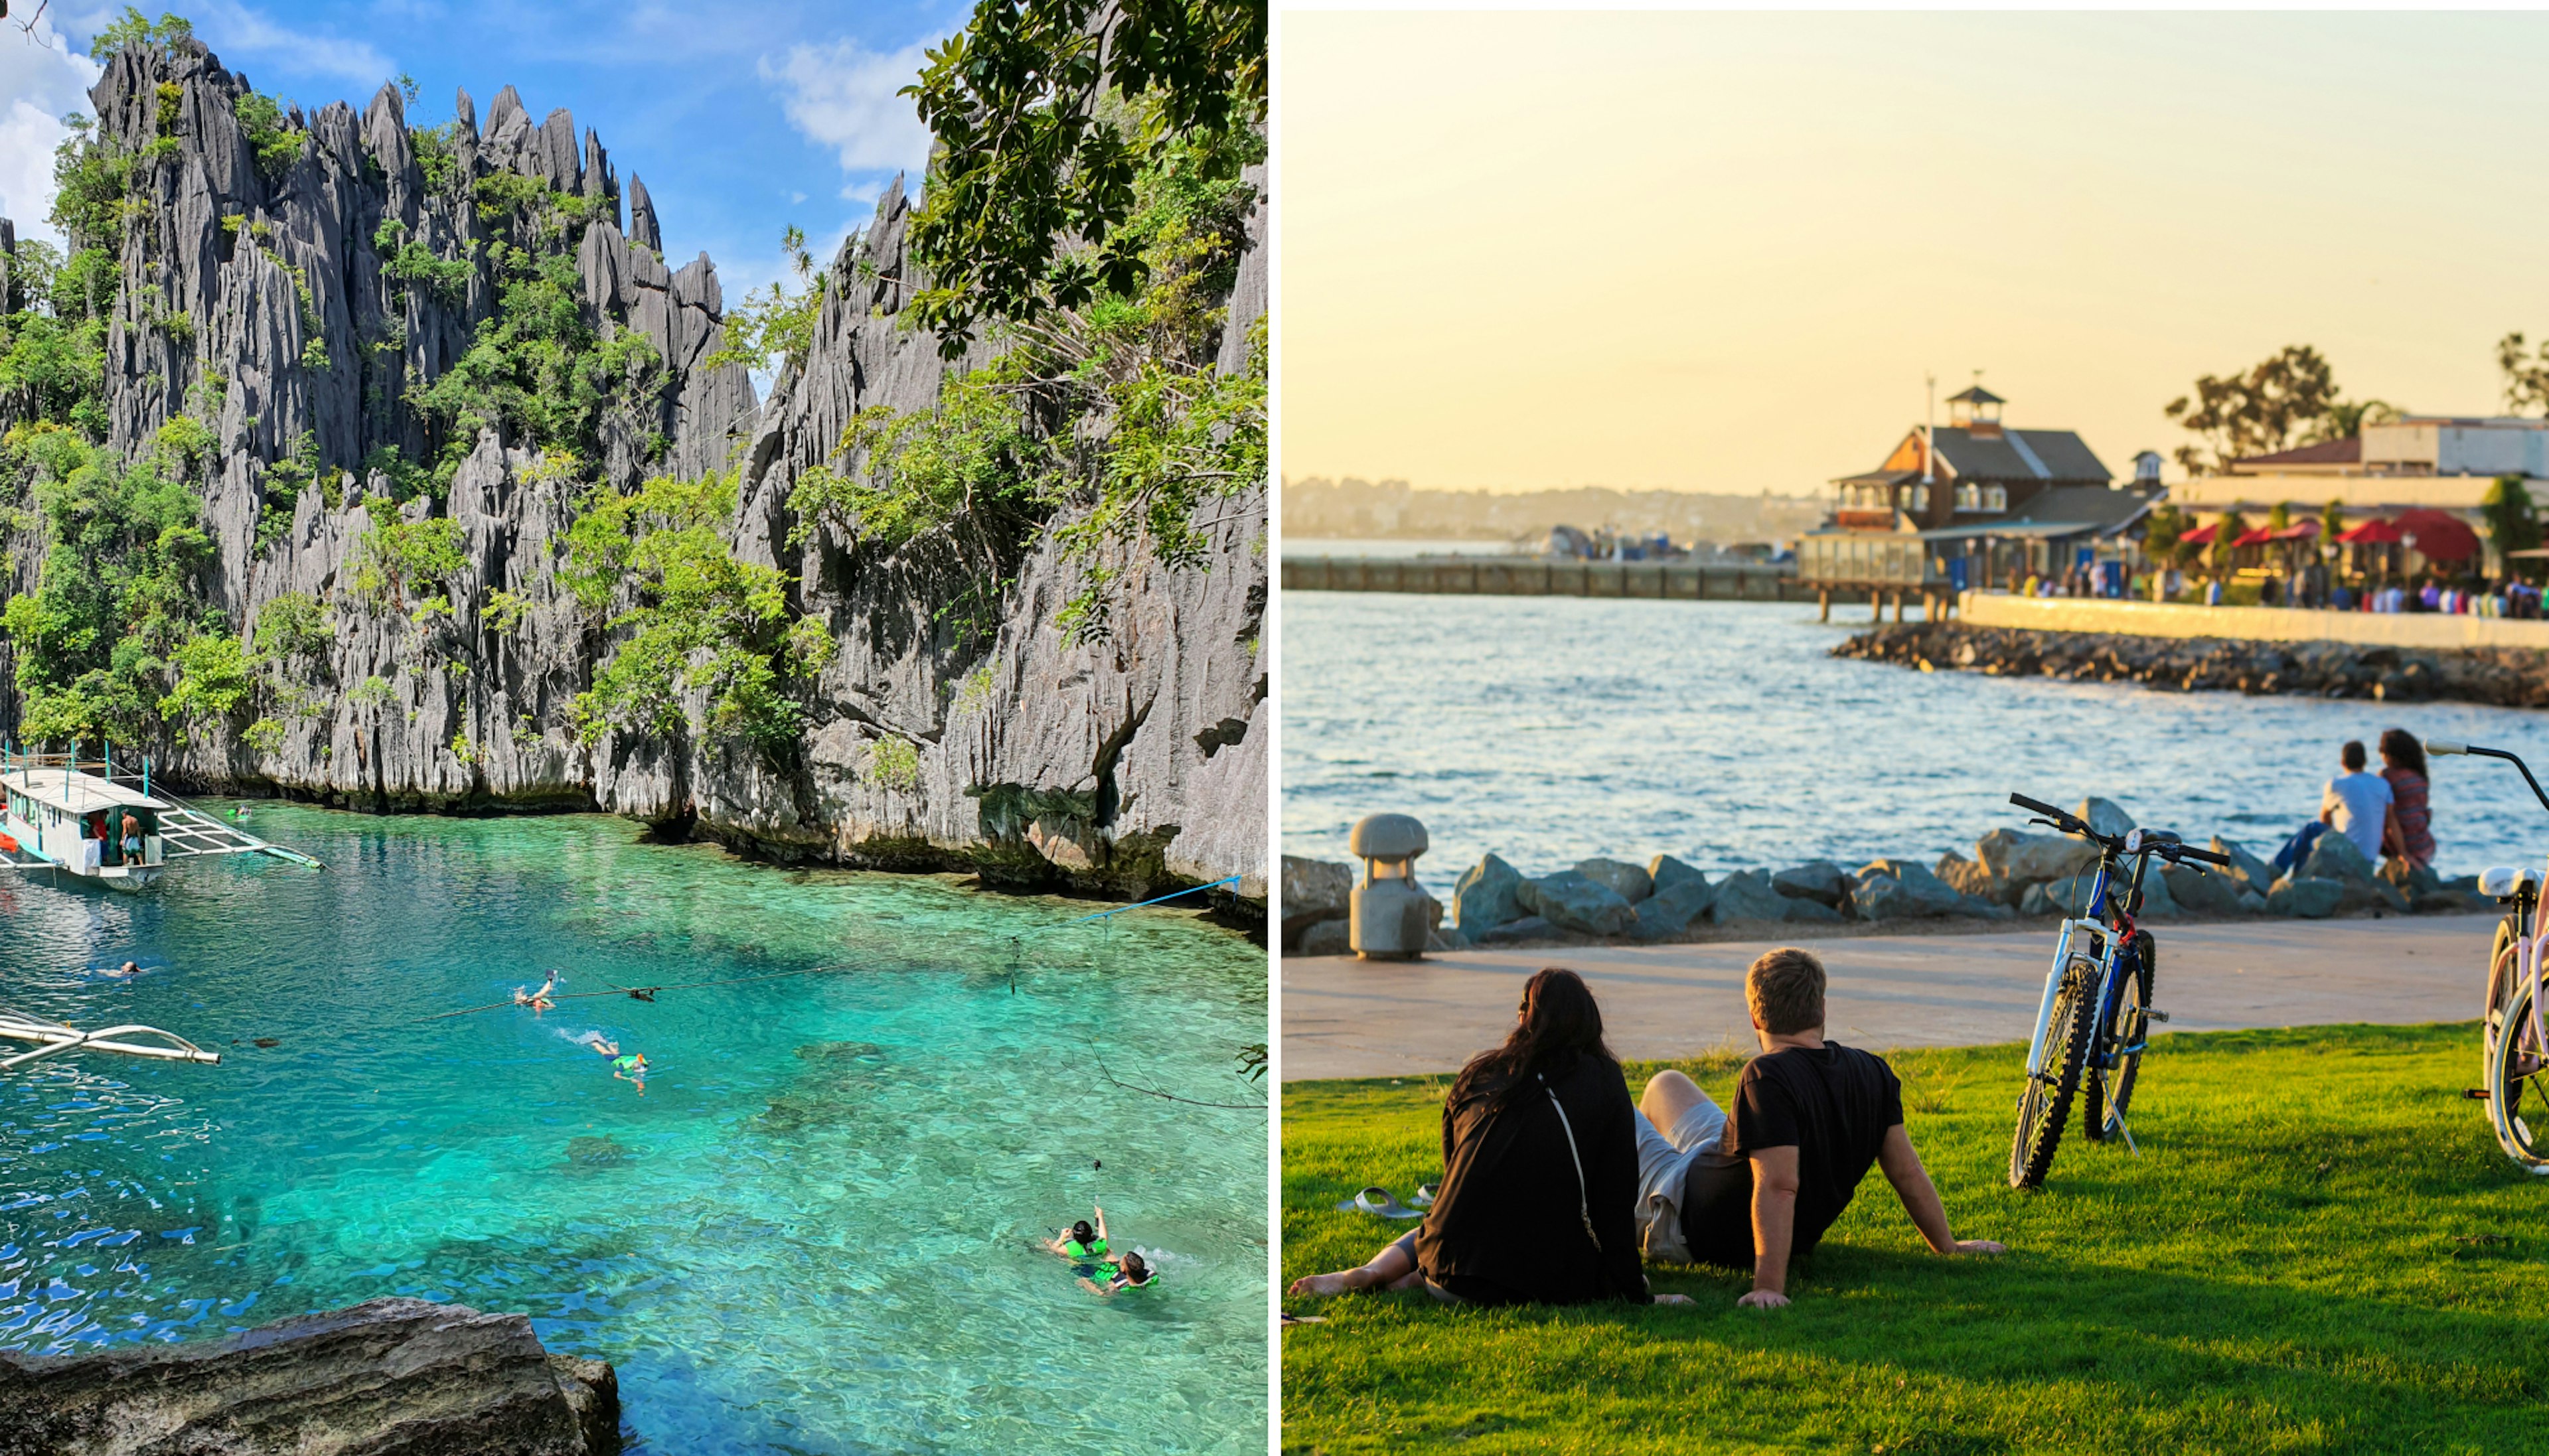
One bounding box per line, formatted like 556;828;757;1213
1280;555;1932;618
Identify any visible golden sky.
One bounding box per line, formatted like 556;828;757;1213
1279;10;2549;495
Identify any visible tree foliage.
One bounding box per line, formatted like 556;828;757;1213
902;0;1265;351
412;240;660;491
2163;346;2342;476
0;423;218;743
2483;476;2543;572
793;108;1264;646
2497;333;2549;417
90;7;194;61
566;470;834;747
706;226;825;380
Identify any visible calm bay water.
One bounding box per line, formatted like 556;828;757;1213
1284;593;2549;882
0;808;1266;1455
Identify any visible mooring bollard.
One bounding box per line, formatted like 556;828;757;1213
1348;813;1432;960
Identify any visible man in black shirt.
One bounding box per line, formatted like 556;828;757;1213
1629;947;2004;1306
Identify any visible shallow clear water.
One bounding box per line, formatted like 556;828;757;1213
0;807;1267;1455
1284;593;2549;881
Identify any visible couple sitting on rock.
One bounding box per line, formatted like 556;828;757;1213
1286;954;2001;1308
2269;731;2436;897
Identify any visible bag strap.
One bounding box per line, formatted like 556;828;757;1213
1537;1072;1601;1252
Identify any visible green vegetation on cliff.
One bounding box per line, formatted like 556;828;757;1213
783;77;1266;646
566;468;835;747
0;420;223;744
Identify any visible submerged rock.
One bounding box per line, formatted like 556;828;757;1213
0;1297;619;1455
795;1041;888;1064
564;1135;632;1167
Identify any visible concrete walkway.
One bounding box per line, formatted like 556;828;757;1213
1281;913;2501;1081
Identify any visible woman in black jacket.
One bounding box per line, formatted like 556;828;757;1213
1287;968;1678;1307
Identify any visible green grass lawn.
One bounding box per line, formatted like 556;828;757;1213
1282;1024;2549;1455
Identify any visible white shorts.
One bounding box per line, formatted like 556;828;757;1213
1632;1094;1727;1264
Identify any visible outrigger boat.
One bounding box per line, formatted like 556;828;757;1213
0;744;320;891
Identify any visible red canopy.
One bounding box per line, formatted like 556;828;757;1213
2394;508;2481;561
2229;521;2319;549
2178;522;2218;546
2337;519;2404;545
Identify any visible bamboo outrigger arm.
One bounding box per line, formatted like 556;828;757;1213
0;1010;221;1069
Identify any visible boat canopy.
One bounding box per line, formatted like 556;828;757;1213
1;768;172;815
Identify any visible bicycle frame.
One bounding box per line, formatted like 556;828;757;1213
2022;850;2144;1080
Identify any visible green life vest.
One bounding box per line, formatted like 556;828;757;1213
1107;1261;1154;1290
613;1055;643;1072
1063;1236;1108;1258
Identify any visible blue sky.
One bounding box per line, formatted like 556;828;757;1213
2;0;967;297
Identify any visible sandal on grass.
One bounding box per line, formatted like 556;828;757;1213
1332;1185;1425;1219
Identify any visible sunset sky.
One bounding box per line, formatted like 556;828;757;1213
1280;10;2549;496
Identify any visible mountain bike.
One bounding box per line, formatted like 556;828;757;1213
2424;739;2549;1173
2005;793;2230;1189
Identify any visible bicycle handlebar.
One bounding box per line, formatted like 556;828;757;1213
2426;740;2549;815
2007;792;2226;866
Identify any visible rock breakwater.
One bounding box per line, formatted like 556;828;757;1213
1836;621;2549;707
1280;796;2483;954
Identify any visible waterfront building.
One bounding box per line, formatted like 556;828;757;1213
1803;386;2158;596
2171;415;2549;578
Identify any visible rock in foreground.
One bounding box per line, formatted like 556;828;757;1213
0;1298;618;1456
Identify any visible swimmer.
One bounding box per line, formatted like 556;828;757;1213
571;1031;620;1057
1043;1204;1111;1262
513;970;560;1011
98;960;141;977
612;1052;647;1094
1079;1250;1156;1297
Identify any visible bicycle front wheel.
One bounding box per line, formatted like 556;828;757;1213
2011;972;2095;1189
2085;931;2155;1143
2487;974;2549;1173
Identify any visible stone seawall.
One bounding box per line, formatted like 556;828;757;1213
1836;620;2549;708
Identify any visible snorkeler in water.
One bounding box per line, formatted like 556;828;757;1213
514;970;560;1011
572;1031;620;1057
1044;1204;1111;1262
612;1052;647;1094
1078;1250;1156;1297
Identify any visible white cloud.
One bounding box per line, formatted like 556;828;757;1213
189;0;394;86
758;37;932;188
0;12;106;248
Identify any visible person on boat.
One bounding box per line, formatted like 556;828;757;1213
119;812;142;863
612;1052;647;1093
1045;1207;1111;1262
1080;1250;1156;1295
514;970;560;1011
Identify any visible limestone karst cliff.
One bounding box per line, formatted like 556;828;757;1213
0;36;1267;907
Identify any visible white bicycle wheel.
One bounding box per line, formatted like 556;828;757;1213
2486;975;2549;1173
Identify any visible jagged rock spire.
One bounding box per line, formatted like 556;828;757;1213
626;175;659;253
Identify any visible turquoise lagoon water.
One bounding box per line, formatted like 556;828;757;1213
0;806;1268;1454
